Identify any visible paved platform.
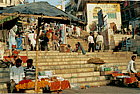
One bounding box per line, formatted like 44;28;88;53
62;86;140;94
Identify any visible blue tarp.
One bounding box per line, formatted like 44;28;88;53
2;2;80;22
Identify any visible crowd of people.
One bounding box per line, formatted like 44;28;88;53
8;21;82;52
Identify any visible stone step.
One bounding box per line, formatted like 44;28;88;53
27;56;132;61
26;54;125;58
0;73;9;77
67;76;106;83
23;55;133;59
30;61;131;68
0;77;10;83
38;64;95;70
25;59;133;67
55;72;100;79
78;80;110;87
29;58;130;62
40;67;94;74
26;54;131;59
23;61;88;66
22;60;131;67
19;51;133;55
26;55;131;60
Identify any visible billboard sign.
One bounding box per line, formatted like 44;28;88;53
87;3;122;32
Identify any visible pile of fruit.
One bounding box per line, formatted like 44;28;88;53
16;79;50;91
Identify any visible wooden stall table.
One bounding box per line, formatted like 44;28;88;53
15;79;70;93
50;80;70;91
109;73;124;86
124;77;138;84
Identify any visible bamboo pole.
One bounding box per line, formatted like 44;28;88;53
24;17;29;57
25;31;28;57
35;17;41;93
2;13;68;20
4;30;7;54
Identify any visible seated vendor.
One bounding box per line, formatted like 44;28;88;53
24;59;36;80
10;59;25;93
10;59;25;84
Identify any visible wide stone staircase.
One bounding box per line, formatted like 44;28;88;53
19;51;140;87
67;34;132;52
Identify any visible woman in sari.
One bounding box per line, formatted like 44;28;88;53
16;34;23;50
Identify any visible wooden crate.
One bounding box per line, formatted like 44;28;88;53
100;71;114;76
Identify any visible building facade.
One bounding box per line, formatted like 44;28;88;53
66;0;122;32
121;1;140;30
86;3;122;32
66;1;140;32
0;0;24;7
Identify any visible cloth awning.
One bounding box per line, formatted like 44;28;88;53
1;2;86;25
0;15;18;30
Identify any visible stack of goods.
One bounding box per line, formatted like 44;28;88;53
124;77;138;84
111;72;124;77
87;58;105;64
15;77;70;91
87;58;106;71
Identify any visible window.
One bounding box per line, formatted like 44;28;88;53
107;13;117;19
130;8;135;18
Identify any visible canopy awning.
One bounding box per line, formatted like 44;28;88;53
1;2;86;25
0;15;19;30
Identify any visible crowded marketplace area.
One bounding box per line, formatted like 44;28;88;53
0;1;140;93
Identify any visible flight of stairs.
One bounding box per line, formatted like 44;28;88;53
114;34;132;46
19;51;140;87
67;34;132;51
67;38;88;51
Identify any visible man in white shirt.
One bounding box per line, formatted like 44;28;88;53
88;32;94;52
127;55;137;73
76;26;81;37
10;59;25;84
28;31;37;51
96;32;104;51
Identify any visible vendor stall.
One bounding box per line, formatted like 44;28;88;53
15;77;70;93
0;2;86;93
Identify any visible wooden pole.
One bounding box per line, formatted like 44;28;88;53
24;19;29;57
25;32;28;57
4;30;7;54
35;17;41;93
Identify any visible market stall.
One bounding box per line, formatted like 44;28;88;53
15;74;70;93
0;2;87;93
107;72;140;88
